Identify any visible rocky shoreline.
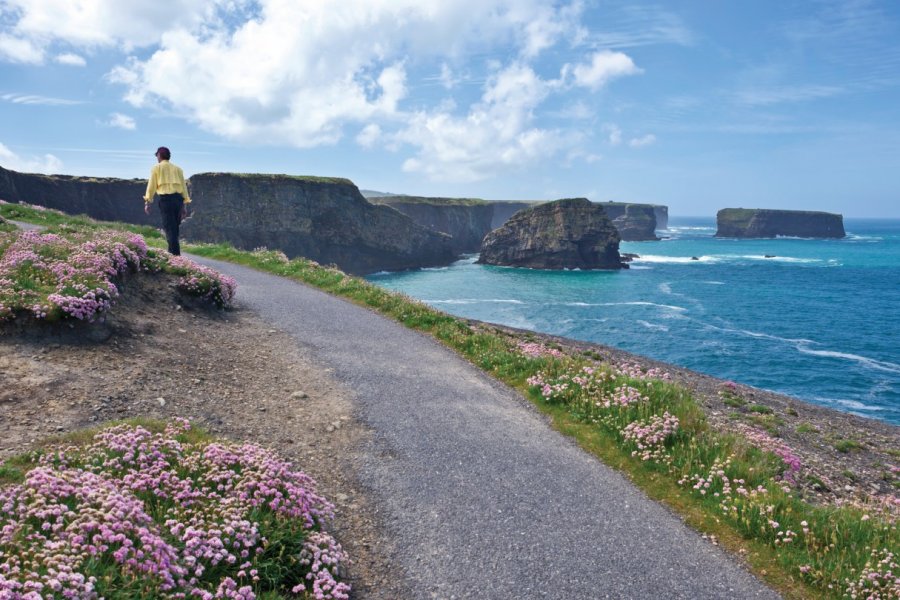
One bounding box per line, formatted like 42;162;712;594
470;320;899;506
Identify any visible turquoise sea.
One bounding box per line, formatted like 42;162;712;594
368;217;900;425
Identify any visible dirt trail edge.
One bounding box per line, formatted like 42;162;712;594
189;256;779;600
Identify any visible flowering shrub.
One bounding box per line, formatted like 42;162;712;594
0;229;235;321
516;341;564;358
165;256;237;309
0;419;350;599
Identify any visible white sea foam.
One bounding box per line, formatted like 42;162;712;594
422;266;449;271
795;346;900;374
564;301;687;312
637;320;669;332
658;282;672;294
632;255;718;264
701;281;725;285
429;298;524;305
629;265;654;269
734;255;822;263
833;399;884;412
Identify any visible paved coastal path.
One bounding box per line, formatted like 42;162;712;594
196;256;779;599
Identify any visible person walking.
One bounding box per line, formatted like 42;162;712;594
144;146;191;255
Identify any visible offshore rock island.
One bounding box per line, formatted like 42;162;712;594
477;198;626;270
716;208;845;239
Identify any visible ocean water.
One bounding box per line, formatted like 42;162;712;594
367;217;900;425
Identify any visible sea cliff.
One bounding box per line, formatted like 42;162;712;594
183;173;456;274
598;202;659;240
716;208;845;238
368;196;494;254
0;165;152;225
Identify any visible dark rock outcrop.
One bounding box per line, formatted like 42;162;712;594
477;198;625;270
716;208;845;239
369;196;494;254
0;165;152;225
599;202;659;240
183;173;456;274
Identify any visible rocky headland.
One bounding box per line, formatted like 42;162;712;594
368;195;494;254
488;200;543;229
478;198;626;270
183;173;455;275
0;166;458;274
716;208;845;238
598;201;660;240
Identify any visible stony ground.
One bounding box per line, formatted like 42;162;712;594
0;274;409;599
475;322;900;507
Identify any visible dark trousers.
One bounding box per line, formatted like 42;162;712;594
158;194;184;255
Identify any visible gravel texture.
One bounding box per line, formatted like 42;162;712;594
192;256;780;600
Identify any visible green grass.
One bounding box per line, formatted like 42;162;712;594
369;195;490;206
796;423;819;434
834;439;864;454
6;208;898;600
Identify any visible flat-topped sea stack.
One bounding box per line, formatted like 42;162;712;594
478;198;626;270
716;208;845;239
368;195;494;254
183;173;455;275
599;202;660;240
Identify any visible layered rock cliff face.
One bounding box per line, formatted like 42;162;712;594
716;208;845;239
598;202;659;240
369;196;494;254
489;201;543;229
478;198;625;270
653;205;668;230
183;174;456;274
0;166;152;225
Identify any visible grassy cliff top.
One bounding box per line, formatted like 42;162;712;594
370;195;489;206
191;172;355;186
600;201;666;209
718;208;842;218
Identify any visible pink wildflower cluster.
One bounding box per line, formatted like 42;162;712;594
0;229;147;321
733;424;803;484
621;412;679;462
516;341;564;358
614;362;672;381
0;229;236;321
0;419;349;599
166;256;237;309
843;548;900;600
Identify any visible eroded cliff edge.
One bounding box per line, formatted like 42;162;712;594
478;198;625;270
368;196;494;254
183;173;456;274
716;208;845;239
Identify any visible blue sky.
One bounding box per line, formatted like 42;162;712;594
1;0;898;217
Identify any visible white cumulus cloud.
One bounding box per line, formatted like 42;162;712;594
105;112;136;130
0;34;43;63
397;63;572;182
55;52;86;66
0;142;62;173
571;50;642;90
629;133;656;147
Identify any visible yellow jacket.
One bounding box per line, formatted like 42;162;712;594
144;160;191;204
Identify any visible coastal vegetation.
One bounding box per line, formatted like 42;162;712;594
185;243;899;600
0;419;350;599
0;205;236;321
2;203;897;599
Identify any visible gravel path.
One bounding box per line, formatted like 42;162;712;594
193;256;780;599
